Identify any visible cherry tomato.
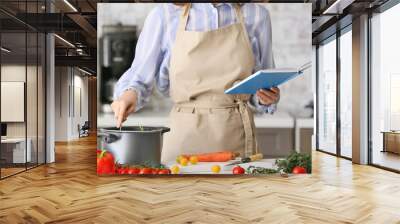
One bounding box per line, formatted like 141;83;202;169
232;166;245;174
118;168;128;175
128;167;140;175
157;169;171;175
292;166;307;174
179;157;189;166
211;165;221;174
170;165;180;174
152;168;159;175
176;156;184;163
139;168;153;175
189;156;198;165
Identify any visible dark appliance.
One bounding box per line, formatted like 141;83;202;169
1;123;7;137
100;25;138;108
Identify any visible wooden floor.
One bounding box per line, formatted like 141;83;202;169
1;136;400;224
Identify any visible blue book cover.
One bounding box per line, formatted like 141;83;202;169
224;67;306;95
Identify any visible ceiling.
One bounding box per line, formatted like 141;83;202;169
0;0;98;74
0;0;394;74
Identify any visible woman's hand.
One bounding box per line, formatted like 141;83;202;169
256;87;280;106
111;90;137;128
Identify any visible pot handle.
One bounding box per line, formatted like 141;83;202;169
98;132;121;144
161;127;170;134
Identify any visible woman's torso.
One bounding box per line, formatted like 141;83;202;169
152;3;274;95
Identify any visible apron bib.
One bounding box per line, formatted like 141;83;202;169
162;4;257;163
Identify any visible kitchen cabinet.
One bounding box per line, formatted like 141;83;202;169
295;118;314;154
256;128;294;158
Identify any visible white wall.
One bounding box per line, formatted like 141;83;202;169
97;3;156;37
262;3;312;116
54;67;89;141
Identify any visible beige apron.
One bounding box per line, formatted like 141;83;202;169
162;3;257;163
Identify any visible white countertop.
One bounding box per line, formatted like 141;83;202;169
296;118;314;128
165;159;278;174
98;110;297;128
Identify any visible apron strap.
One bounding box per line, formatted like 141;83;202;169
179;3;246;32
178;3;191;31
236;100;256;157
232;4;254;66
233;4;246;26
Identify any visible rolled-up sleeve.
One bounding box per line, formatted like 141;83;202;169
113;7;165;111
249;5;277;114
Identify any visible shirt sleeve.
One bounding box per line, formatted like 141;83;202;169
113;6;165;112
248;4;277;114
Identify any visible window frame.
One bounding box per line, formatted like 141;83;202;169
315;23;353;161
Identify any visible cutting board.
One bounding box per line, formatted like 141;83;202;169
165;159;278;174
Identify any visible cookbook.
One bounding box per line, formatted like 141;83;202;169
224;62;311;94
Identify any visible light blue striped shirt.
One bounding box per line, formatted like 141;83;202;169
114;3;277;113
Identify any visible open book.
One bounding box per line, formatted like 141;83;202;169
225;62;311;94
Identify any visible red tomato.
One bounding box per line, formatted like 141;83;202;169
292;166;307;174
157;169;171;175
232;166;245;174
152;168;160;175
97;150;115;174
117;168;125;174
128;167;140;175
139;168;153;175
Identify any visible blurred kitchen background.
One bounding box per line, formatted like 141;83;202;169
97;3;313;157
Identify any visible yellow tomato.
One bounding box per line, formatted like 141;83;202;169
189;156;198;165
211;165;221;174
176;156;183;163
170;165;180;174
180;157;189;166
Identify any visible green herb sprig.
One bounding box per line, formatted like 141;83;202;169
246;166;279;174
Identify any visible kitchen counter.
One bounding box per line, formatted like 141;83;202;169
295;118;314;152
98;110;295;128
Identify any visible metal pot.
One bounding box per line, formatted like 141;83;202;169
98;126;170;166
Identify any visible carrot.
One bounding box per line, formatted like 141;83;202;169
182;151;239;162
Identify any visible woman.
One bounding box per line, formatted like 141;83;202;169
112;3;280;163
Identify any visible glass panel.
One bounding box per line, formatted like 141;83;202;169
27;31;38;169
38;32;45;165
0;0;46;178
318;37;337;154
371;4;400;171
340;29;352;158
1;31;27;177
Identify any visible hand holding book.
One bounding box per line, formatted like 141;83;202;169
225;62;312;95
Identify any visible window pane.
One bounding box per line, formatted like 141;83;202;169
371;3;400;171
1;31;27;177
340;29;352;158
27;31;38;169
38;32;46;165
318;38;337;154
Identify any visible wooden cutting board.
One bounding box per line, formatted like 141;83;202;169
165;159;278;174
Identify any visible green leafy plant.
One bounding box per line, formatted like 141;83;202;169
275;151;311;173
